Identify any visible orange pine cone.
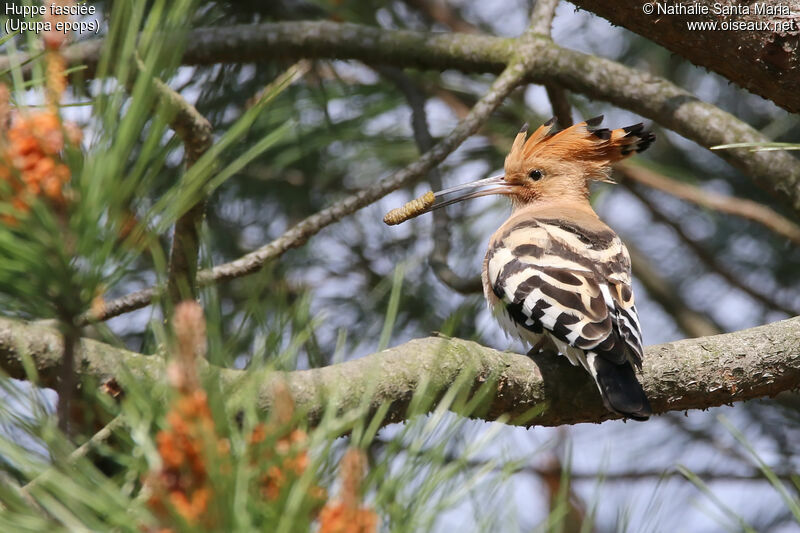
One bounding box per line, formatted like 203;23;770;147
0;109;80;222
318;503;378;533
318;448;377;532
147;385;225;528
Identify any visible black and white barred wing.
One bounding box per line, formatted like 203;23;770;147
485;217;644;370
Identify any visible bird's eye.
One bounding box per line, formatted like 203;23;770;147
528;169;543;181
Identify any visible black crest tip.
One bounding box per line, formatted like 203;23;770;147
636;132;656;153
585;115;604;127
623;123;645;136
543;117;556;127
591;128;612;140
518;122;529;134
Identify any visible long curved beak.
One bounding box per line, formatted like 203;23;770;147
420;174;511;215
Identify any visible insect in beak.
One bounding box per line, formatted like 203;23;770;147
383;174;512;225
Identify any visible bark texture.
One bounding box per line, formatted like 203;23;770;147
2;316;798;428
570;0;800;113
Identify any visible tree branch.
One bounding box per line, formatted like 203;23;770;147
85;23;549;321
126;58;213;306
2;315;798;429
530;0;560;35
545;83;573;128
372;437;798;483
378;66;482;294
626;241;724;338
205;57;531;283
531;0;574;131
56;325;78;436
157;77;212;304
621;178;798;317
7;21;799;212
568;0;800;113
617;162;800;246
78;287;155;326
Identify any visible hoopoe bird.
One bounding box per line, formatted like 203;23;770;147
386;116;655;420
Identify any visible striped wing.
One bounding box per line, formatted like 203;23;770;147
485;216;643;369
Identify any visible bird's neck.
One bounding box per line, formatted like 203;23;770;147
510;196;599;220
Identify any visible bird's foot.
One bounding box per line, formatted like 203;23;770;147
526;338;548;358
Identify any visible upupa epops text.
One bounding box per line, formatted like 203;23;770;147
386;116;655;420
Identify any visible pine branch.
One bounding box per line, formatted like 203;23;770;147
2;315;798;429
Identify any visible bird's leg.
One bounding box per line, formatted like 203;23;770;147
526;337;548;358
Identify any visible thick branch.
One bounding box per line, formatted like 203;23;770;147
2;316;798;428
7;21;800;212
569;0;800;113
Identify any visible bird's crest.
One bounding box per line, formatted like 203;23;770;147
506;116;655;182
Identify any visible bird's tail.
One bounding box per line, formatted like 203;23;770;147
589;353;652;421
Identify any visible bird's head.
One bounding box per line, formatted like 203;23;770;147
422;116;654;213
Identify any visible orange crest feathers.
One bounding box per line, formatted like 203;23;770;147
506;116;655;181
